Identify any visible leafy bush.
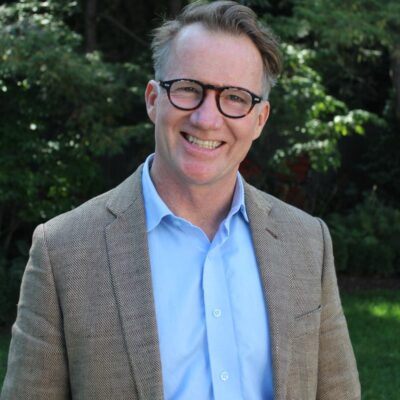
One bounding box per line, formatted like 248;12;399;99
0;0;151;325
267;44;379;172
328;191;400;277
0;1;148;223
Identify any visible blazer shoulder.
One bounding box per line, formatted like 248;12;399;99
44;188;113;233
42;166;143;245
245;182;321;229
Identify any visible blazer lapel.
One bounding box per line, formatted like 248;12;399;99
245;183;294;400
105;166;164;400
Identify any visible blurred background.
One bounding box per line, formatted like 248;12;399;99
0;0;399;397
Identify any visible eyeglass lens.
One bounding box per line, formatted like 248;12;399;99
168;80;253;117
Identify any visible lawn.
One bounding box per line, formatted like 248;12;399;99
341;289;400;400
0;290;399;398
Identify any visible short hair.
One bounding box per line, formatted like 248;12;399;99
151;0;282;97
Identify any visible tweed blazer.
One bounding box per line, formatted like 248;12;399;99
1;165;360;400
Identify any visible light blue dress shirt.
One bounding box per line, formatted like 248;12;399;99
142;154;273;400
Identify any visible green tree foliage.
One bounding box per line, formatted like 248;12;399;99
292;0;400;118
329;190;400;277
0;0;151;323
236;1;381;184
245;35;381;209
0;0;147;233
289;0;400;207
256;43;378;173
255;0;398;209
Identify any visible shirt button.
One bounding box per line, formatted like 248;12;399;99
213;308;222;318
220;371;229;381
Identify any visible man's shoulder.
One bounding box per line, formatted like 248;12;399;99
244;182;322;232
244;183;329;266
245;184;318;224
45;187;114;230
42;166;144;242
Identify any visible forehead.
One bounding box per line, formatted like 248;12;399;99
164;23;264;92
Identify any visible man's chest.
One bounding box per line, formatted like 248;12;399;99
148;215;273;400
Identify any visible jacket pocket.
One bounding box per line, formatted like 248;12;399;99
294;304;322;338
287;305;322;399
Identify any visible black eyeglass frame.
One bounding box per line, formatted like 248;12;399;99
159;78;264;119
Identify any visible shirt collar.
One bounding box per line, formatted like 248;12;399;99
142;154;173;232
141;153;249;233
226;170;249;223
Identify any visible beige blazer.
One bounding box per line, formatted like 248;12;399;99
1;165;360;399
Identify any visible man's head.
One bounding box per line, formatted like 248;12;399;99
151;0;281;98
145;1;281;191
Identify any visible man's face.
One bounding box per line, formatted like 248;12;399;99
145;23;270;190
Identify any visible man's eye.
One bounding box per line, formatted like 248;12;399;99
227;94;246;103
183;86;197;92
174;86;200;94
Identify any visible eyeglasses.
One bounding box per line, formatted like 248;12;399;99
159;78;263;119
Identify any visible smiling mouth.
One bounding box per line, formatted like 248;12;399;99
183;133;223;150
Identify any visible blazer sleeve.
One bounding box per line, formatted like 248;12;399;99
316;218;361;400
1;224;70;399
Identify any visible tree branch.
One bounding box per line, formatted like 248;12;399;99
85;0;97;52
391;45;400;122
100;13;148;47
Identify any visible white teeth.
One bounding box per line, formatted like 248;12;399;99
186;134;222;149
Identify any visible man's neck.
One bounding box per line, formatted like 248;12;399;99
149;167;237;241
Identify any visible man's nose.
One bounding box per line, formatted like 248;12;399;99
189;91;223;130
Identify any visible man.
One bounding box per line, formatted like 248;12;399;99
1;1;360;399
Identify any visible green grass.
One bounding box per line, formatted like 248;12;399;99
342;289;400;400
0;290;399;397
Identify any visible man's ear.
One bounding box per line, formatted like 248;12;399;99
145;80;159;123
253;100;270;140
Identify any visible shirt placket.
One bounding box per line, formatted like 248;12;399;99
202;236;243;400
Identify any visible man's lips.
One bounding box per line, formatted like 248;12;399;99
182;132;224;150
